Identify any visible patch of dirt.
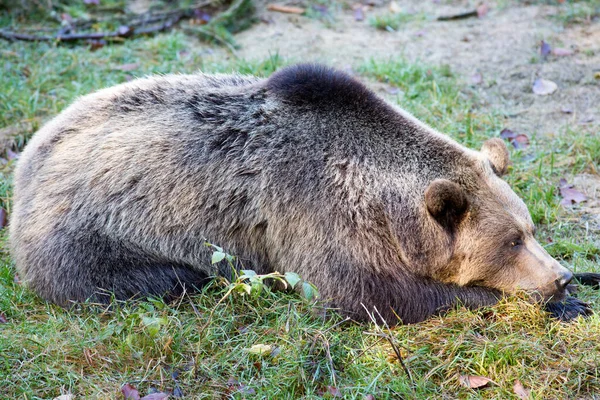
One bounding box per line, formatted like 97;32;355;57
572;173;600;234
231;0;599;137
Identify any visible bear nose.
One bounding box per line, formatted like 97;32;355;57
555;271;573;291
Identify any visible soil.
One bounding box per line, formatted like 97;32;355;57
234;1;599;137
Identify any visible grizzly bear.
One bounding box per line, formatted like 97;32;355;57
10;64;598;324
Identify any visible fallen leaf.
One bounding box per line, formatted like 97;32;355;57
552;47;573;56
122;383;141;400
89;40;106;51
245;344;273;355
173;386;184;398
352;5;365;21
267;4;305;14
117;26;134;37
561;106;573;114
239;385;256;395
540;40;551;58
114;63;140;72
364;395;376;400
192;9;212;25
6;149;19;160
511;134;530;149
0;313;7;323
471;72;483;85
594;71;600;80
559;180;587;206
385;85;400;95
513;380;530;399
312;4;328;16
459;375;493;389
328;386;343;397
0;208;7;229
476;3;489;17
532;78;557;95
500;128;517;140
140;393;168;400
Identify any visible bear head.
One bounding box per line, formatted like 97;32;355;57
424;138;573;303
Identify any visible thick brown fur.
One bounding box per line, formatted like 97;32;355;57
10;64;593;324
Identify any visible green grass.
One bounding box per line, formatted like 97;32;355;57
368;12;426;31
1;24;600;399
550;0;600;25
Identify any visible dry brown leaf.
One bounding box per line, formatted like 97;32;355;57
559;180;587;206
0;208;7;229
513;380;530;399
352;4;365;21
140;393;169;400
459;375;493;389
532;78;557;95
540;40;551;58
327;386;343;398
122;384;141;400
476;3;489;17
511;134;530;149
267;4;305;14
552;47;573;56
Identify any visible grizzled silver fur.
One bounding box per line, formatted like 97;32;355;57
10;64;595;323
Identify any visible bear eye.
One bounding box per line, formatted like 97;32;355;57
510;239;524;248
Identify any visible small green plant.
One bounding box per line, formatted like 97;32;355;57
205;243;319;301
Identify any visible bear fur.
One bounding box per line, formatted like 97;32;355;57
10;64;595;324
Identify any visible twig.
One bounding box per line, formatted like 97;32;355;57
0;0;236;44
437;10;478;21
0;17;179;42
361;303;413;382
316;332;337;387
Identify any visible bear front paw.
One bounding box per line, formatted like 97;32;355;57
544;297;593;322
574;272;600;289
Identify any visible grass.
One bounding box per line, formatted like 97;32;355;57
1;16;600;400
368;12;426;31
550;0;600;25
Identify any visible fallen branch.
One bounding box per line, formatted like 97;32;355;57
437;10;478;21
0;0;251;47
267;4;305;14
0;17;180;42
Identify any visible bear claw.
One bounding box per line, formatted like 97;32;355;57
544;297;593;322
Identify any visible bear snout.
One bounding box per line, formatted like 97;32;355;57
555;270;573;292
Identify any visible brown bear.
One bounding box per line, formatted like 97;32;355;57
9;64;598;324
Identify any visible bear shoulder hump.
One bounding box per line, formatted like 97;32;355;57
265;64;379;109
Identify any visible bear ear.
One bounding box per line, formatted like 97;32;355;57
425;179;469;228
481;138;510;176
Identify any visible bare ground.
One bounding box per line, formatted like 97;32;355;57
235;1;599;134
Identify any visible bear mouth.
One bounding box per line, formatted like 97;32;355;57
527;285;570;303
